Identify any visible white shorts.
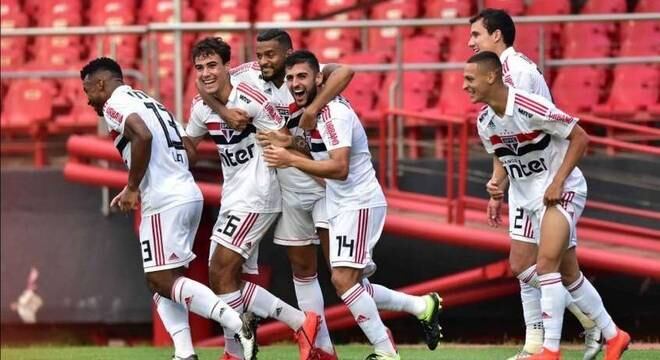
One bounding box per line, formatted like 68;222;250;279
328;206;386;277
512;191;586;248
210;209;280;273
139;201;202;273
274;189;328;246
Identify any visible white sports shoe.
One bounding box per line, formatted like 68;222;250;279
582;326;603;360
506;349;537;360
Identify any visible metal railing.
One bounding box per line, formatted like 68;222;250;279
2;12;659;122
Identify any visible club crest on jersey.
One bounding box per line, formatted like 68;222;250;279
221;123;235;141
501;135;519;153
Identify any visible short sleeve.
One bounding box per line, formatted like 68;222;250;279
229;62;259;87
186;101;209;138
103;95;137;134
476;123;494;154
530;103;579;139
320;106;352;151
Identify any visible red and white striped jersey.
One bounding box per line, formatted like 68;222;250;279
500;47;552;101
229;61;326;194
476;88;587;211
306;96;387;218
186;81;283;213
103;85;202;216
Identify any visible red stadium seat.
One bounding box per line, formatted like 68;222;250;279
619;21;660;56
581;0;628;13
526;0;570;15
446;26;474;61
1;79;55;128
551;67;603;113
368;0;419;53
308;0;358;17
403;35;441;62
561;23;612;58
596;65;659;116
636;0;660;12
437;70;481;117
424;0;474;18
515;24;553;63
483;0;525;15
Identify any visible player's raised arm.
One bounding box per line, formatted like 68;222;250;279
299;63;354;130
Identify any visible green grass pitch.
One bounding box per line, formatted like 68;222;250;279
1;344;658;360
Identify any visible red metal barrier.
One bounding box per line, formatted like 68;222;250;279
197;260;513;346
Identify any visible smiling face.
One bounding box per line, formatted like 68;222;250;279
468;19;499;54
82;73;109;116
463;62;491;104
285;62;323;107
256;39;290;82
194;52;229;96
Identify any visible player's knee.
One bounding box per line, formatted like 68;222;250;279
145;273;172;297
289;251;317;278
561;268;580;285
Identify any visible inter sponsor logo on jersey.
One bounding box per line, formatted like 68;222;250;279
220;143;256;167
503;157;549;179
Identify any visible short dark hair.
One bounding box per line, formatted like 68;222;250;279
80;57;123;80
284;50;320;73
469;8;516;47
257;29;293;50
191;37;231;64
467;51;503;76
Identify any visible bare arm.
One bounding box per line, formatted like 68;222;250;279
123;114;152;191
299;64;355;130
183;136;201;167
544;125;589;205
264;146;350;181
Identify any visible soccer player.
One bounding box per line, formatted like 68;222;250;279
184;37;320;360
468;9;602;359
80;57;256;360
464;51;630;360
263;50;443;360
197;29;353;359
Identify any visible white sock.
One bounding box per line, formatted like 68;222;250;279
218;290;244;358
243;281;306;331
154;293;195;358
539;273;569;351
171;277;242;332
567;272;618;340
294;274;334;354
517;265;544;353
341;283;396;355
362;278;426;317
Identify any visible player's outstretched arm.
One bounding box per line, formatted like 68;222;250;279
299;64;354;130
182;136;199;167
264;146;350;180
544;125;589;206
195;79;249;131
111;114;152;212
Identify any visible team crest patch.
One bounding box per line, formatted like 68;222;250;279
501;135;519;153
221;123;235;141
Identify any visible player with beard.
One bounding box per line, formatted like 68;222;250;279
263;50;443;360
185;37;321;360
196;29;353;359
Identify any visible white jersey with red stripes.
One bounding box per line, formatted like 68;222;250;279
476;87;587;211
230;61;325;193
500;47;552;101
306;96;387;219
102;85;202;217
186;81;284;213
